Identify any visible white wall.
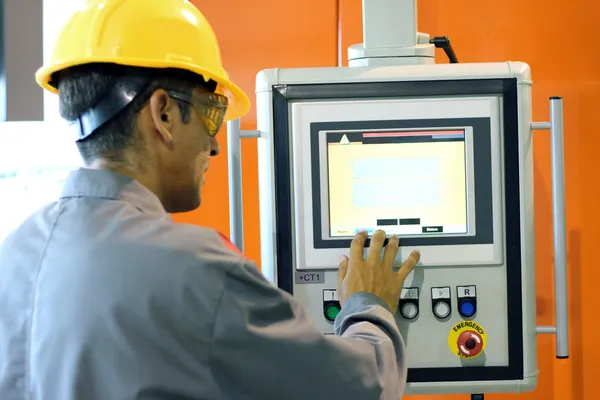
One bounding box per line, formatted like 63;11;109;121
0;121;81;241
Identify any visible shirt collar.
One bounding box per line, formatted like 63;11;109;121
60;168;167;215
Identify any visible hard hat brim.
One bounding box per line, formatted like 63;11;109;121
35;57;251;122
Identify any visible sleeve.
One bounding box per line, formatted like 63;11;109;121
208;261;407;400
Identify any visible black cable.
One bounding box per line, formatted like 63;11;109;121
430;36;459;63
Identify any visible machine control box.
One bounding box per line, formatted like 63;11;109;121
256;62;539;394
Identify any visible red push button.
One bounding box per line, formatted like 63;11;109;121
457;330;484;357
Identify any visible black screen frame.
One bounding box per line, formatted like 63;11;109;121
271;78;524;383
310;118;494;248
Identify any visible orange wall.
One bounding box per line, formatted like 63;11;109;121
181;1;598;399
172;1;338;265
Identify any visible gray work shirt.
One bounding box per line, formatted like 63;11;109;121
0;168;407;399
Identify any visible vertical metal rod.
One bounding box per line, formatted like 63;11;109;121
549;97;569;358
227;119;244;253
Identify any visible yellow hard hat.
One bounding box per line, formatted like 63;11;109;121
35;0;250;122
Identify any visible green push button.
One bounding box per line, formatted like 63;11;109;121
324;302;341;322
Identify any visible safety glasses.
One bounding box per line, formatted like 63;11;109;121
165;89;229;136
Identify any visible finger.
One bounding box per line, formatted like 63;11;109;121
395;250;421;283
338;255;349;287
381;234;400;268
366;229;386;263
350;231;368;262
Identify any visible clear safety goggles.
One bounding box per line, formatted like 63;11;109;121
165;90;229;136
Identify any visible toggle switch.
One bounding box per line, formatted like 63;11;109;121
431;286;452;319
323;289;341;322
399;287;419;320
457;285;477;318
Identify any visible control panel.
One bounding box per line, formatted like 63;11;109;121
255;63;540;394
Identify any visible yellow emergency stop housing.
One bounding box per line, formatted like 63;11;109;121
447;320;488;360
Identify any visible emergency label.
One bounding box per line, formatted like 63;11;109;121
447;320;487;359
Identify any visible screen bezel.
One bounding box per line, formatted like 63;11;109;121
305;117;494;249
312;122;489;247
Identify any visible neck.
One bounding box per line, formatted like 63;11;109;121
86;158;162;201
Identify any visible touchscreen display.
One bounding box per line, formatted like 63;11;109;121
326;129;468;237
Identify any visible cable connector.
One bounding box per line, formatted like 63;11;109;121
430;36;459;63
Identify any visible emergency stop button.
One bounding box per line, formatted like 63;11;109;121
447;320;487;359
457;330;484;357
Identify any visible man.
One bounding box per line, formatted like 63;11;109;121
0;0;420;399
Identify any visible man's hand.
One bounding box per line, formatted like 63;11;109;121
337;230;420;313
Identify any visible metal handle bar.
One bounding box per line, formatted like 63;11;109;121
531;97;569;359
226;119;260;253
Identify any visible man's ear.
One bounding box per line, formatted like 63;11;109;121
149;89;176;145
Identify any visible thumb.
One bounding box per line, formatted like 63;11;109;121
338;255;349;286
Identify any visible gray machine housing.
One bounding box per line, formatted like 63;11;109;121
254;62;538;395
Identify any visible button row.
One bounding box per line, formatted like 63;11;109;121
321;286;477;323
399;285;477;320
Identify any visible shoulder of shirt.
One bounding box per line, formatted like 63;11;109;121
1;198;266;289
165;222;271;290
158;220;258;275
0;201;59;248
3;200;257;278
